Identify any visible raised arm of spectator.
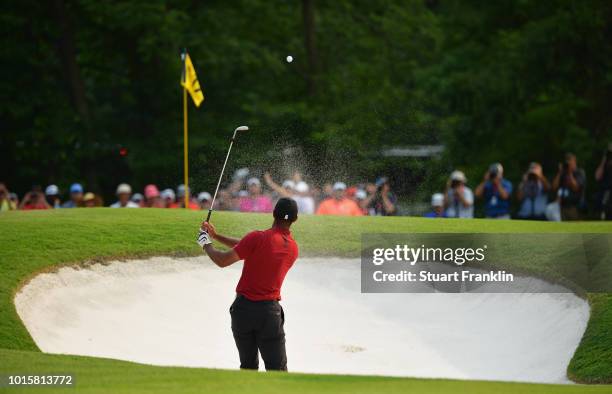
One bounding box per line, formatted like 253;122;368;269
443;181;451;208
566;173;580;192
226;178;243;194
565;162;580;192
360;192;376;210
474;172;488;199
18;192;31;209
552;164;562;192
456;186;473;207
595;155;606;182
495;178;510;200
540;173;551;191
381;184;396;214
263;172;292;198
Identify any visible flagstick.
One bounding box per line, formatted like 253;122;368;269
183;87;189;209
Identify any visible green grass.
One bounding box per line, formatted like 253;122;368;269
1;348;609;394
0;208;611;392
567;293;612;384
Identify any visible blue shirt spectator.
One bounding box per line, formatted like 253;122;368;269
475;163;513;219
483;180;512;217
61;183;83;208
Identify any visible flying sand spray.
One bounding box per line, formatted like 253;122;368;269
205;125;249;222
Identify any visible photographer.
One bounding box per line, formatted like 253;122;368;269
594;143;612;220
444;170;474;218
517;162;550;220
475;163;513;219
0;183;17;211
19;186;51;210
362;177;397;216
552;153;586;221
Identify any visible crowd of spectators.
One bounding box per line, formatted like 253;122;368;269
425;148;612;221
2;146;611;221
0;168;397;217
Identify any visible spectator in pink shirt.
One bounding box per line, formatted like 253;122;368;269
239;177;273;213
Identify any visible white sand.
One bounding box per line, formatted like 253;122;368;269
15;257;589;383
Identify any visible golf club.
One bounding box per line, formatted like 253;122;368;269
205;125;249;222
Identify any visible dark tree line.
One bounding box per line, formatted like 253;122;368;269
1;0;610;206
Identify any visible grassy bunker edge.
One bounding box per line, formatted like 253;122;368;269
1;208;611;390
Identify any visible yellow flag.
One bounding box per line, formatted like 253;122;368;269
181;53;204;107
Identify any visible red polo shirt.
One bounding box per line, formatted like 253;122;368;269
233;227;298;301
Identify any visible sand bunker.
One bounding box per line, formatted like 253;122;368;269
15;257;588;383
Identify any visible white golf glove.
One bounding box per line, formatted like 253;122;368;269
197;229;212;247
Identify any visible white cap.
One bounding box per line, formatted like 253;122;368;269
177;184;189;197
116;183;132;195
45;184;59;196
355;189;367;200
131;193;144;202
295;181;309;193
333;182;347;191
450;170;467;183
161;188;176;200
431;193;444;207
247;177;261;187
282;180;296;189
197;192;212;202
233;167;250;180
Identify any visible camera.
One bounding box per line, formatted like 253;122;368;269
489;169;498;179
527;172;537;181
450;179;462;188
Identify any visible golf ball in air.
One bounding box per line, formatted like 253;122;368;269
286;55;293;63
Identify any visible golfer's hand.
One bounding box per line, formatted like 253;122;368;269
197;229;212;247
201;221;217;239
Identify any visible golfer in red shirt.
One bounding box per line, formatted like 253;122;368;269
197;198;299;371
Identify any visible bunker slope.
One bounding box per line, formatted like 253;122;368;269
15;257;588;384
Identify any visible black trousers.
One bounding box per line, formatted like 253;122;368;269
229;295;287;371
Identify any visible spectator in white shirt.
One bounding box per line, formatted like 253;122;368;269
110;183;139;208
445;170;474;218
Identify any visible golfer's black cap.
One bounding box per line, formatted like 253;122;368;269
273;197;298;222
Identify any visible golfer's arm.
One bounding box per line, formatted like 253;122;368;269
203;244;240;268
213;233;240;248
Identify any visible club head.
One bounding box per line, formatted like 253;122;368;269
235;125;249;133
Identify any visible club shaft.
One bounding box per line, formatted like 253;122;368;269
206;131;237;222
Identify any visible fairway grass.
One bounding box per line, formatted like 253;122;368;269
1;348;609;394
1;208;611;392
